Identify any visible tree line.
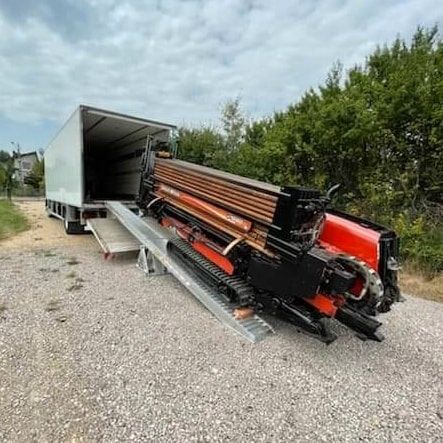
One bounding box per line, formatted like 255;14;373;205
177;27;443;274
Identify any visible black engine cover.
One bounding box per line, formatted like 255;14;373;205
248;248;325;300
247;247;355;301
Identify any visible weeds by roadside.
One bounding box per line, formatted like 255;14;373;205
0;200;29;240
400;264;443;303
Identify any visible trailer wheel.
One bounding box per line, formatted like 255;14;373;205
64;219;85;235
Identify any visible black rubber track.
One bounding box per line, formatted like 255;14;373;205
168;237;255;307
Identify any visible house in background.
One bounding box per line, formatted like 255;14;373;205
13;151;39;185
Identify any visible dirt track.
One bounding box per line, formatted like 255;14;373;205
0;200;96;251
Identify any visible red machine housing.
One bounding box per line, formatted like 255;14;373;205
139;154;401;343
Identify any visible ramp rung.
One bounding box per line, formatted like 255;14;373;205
105;201;274;343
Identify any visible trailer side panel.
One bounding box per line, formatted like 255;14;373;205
45;108;83;207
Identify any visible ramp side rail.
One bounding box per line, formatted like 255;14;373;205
105;201;274;343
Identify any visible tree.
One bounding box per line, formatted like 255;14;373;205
0;151;11;190
24;158;45;191
179;27;442;212
0;150;11;163
0;165;5;189
178;127;226;169
177;27;443;273
0;158;17;200
220;98;246;152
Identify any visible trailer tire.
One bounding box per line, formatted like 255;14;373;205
64;219;85;235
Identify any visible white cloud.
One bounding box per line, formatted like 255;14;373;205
0;0;441;130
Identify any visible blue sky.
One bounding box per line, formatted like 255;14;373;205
0;0;442;153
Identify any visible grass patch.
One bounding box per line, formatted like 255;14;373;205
0;200;29;240
399;262;443;303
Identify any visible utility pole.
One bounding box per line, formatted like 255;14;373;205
10;141;23;186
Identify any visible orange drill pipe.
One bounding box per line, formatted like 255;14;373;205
157;183;253;234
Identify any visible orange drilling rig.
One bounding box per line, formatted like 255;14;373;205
137;146;401;343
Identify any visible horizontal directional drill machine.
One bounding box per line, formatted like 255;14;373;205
137;144;401;343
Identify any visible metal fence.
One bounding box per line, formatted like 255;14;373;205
0;186;44;199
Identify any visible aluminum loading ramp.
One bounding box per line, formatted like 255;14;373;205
87;217;140;256
105;201;274;343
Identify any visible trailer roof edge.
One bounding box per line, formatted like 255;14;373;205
80;105;177;130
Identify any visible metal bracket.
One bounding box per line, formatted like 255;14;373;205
137;246;168;276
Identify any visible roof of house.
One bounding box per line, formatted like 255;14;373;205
14;151;39;160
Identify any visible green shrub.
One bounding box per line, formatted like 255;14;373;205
392;213;443;276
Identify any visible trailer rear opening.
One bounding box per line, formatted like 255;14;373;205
83;109;171;202
45;106;176;233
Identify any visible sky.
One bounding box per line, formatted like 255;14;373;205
0;0;442;153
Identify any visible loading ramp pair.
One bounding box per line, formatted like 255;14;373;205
90;201;274;343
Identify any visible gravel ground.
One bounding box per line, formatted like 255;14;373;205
1;246;442;442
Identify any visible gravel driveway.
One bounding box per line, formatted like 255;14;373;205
1;244;442;442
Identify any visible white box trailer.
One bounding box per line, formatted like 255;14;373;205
44;105;176;233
